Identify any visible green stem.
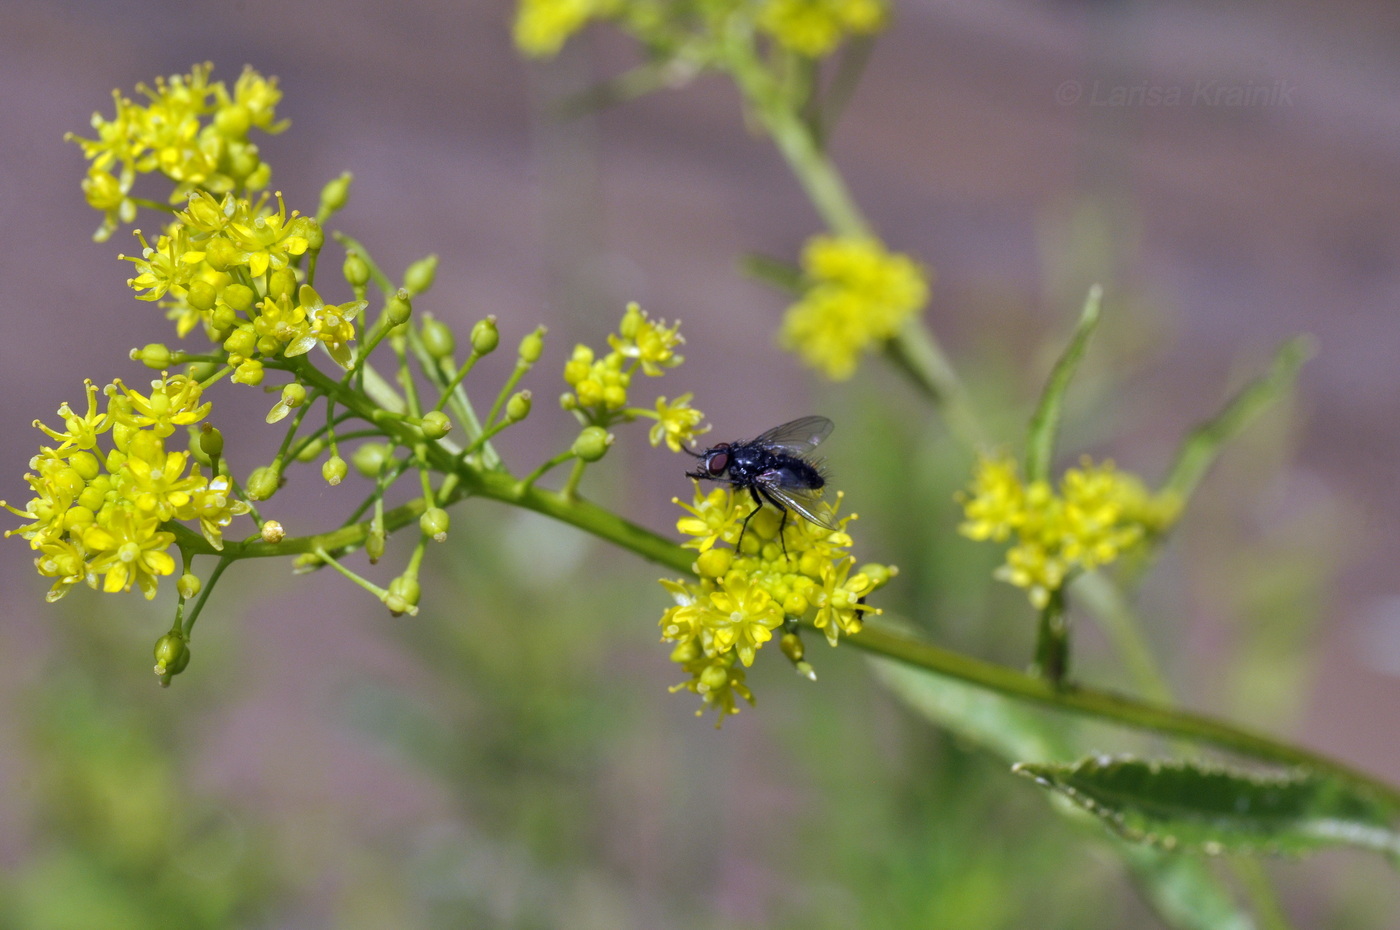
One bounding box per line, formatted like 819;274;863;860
841;622;1400;810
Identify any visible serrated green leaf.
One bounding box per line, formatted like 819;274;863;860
1014;755;1400;857
873;654;1258;929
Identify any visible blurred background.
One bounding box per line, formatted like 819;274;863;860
2;0;1400;926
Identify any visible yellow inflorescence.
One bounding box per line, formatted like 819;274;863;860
513;0;890;59
661;486;896;725
958;454;1180;609
2;377;248;602
780;235;929;381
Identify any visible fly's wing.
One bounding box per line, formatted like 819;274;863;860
755;472;840;530
752;416;834;457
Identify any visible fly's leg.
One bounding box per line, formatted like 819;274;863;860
757;487;793;563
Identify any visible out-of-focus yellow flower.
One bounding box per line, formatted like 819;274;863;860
514;0;618;57
958;454;1180;609
780;235;929;380
758;0;888;57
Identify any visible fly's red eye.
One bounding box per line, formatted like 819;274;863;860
706;450;729;474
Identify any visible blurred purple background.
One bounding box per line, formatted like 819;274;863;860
3;0;1400;899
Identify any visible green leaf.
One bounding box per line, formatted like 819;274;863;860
873;654;1259;929
1014;755;1400;857
1024;285;1102;483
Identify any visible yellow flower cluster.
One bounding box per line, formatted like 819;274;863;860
3;377;248;602
780;235;929;380
563;302;708;451
514;0;617;57
513;0;888;59
958;455;1180;609
122;191;360;383
758;0;887;57
661;486;895;724
68;63;287;242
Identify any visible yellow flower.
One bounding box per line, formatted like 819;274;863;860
609;302;684;376
659;483;895;723
759;0;888;57
648;393;708;452
780;235;929;380
514;0;616;57
958;454;1179;609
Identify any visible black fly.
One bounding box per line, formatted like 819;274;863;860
685;415;838;557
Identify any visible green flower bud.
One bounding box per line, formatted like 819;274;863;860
199;424;224;459
153;632;190;682
295;437;325;462
857;563;897;589
255;335;282;356
187;279;217;311
185;360;219;383
232;358;264;386
471;316;500;355
419;410;451;440
695;547;732;579
223;282;256;313
343;252;371;288
699;663;730;692
132;343;172;369
351;442;390;478
223;326;258;357
69;451;101;481
261;520;285;543
779;632;805;665
404;254;438;294
420;507;450;541
214;103;251;138
385;291;412;327
322;454;348;485
225;145;262;184
518;326;546;364
246;465;281;501
303;220;325;252
204;236;241;271
365;524;386;563
670;639;701;663
320;172;352;215
280;383;308;408
572;426;612;462
177;573;202;600
420;315;455;359
505;390;532;423
267;267;298;300
385;574;421;616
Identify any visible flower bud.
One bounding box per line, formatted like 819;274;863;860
343;252;371;288
518;326;546;364
420;315;455;359
204;237;241;271
471;316;500;355
670;639;701;663
404;254;438;294
223;282;256;313
303;220;325;252
505;390;532;423
280;383;307;408
695;547;732;579
260;520;285;543
699;663;730;692
420;507;450;542
223;327;258;358
267;267;298;300
187;279;218;311
198;424;224;460
322;454;348;485
385;291;412;327
232;357;264;386
857;563;897;589
351;442;390;478
320;172;352;215
365;524;386;563
177;572;202;599
419;410;451;440
215;103;252;138
295;437;325;462
132;343;172;369
246;465;281;501
385;574;421;616
572;426;612;462
153;631;190;683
